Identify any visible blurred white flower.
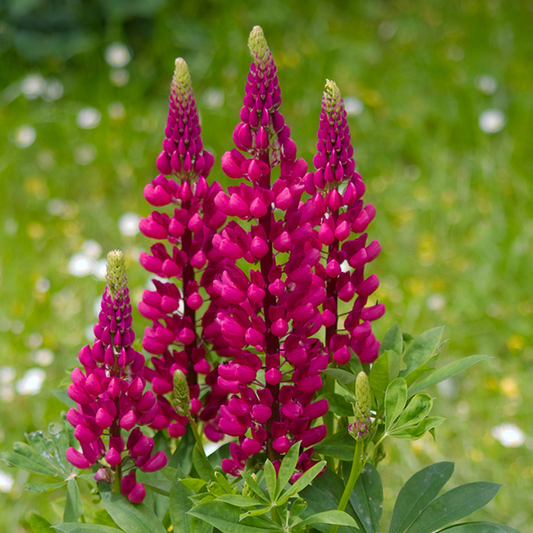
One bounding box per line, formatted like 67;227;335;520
427;293;446;311
0;386;15;403
475;75;497;95
74;144;97;165
82;239;102;258
32;348;54;367
203;88;225;110
479;109;506;133
11;321;24;334
34;277;51;293
16;368;46;395
76;107;101;129
492;423;526;448
47;198;68;217
108;101;126;120
68;253;95;277
13;125;36;148
26;332;43;349
85;325;96;342
93;259;107;280
42;78;64;101
344;97;364;117
105;42;131;68
21;73;45;99
119;213;140;236
0;471;14;493
0;367;15;384
378;21;397;41
4;218;18;235
110;69;130;87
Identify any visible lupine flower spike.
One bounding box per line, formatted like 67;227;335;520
66;250;167;503
349;371;373;440
139;58;232;440
214;26;328;480
307;80;384;365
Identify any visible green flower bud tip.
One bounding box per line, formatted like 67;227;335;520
248;25;271;66
172;369;190;417
106;250;127;300
172;57;193;105
355;371;372;419
323;79;343;117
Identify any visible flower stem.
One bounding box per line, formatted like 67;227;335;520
188;416;206;458
330;439;364;533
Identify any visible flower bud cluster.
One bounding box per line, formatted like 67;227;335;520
66;251;167;503
307;80;384;364
139;59;231;438
349;371;373;440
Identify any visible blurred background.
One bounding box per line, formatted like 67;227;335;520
0;0;532;531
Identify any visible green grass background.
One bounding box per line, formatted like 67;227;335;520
1;0;532;531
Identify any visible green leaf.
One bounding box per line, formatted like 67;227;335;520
180;477;207;492
405;482;502;533
143;479;172;497
322;368;356;384
64;479;83;523
389;462;454;533
393;394;433;430
390;417;445;440
53;390;77;409
103;492;167;533
369;351;400;394
241;470;270;503
193;446;215;482
380;323;403;355
275;442;300;501
264;460;277;501
93;509;120;529
348;463;383;533
0;444;59;477
437;521;513;533
407;355;491;396
401;327;445;377
317;393;354;417
216;494;266;507
300;469;360;533
295;510;358;529
314;428;356;461
169;475;212;533
26;482;67;492
349;350;364;376
29;513;53;532
277;460;327;505
170;424;194;472
53;526;120;533
188;500;283;532
385;378;408;431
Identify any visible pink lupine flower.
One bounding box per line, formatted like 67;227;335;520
65;251;167;503
213;26;329;480
139;58;232;437
309;80;384;364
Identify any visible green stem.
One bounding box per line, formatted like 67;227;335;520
330;440;364;533
189;416;206;458
113;463;122;494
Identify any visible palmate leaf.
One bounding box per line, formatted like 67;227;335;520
275;442;301;500
169;474;212;533
369;350;401;394
277;460;327;506
389;462;455;533
389;417;445;440
438;523;519;533
343;463;383;533
143;478;172;497
264;460;277;501
317;392;354;417
314;428;355;461
380;323;403;356
294;510;358;530
407;355;491;396
102;492;167;533
405;482;502;533
53;525;120;533
193;446;215;482
385;378;408;431
401;327;445;377
29;513;53;532
187;500;283;532
64;479;84;523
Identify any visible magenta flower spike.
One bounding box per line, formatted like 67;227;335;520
213;26;327;478
139;58;232;438
308;80;384;364
65;251;167;503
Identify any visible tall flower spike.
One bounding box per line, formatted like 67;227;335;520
66;250;167;503
349;371;373;440
215;26;326;482
139;57;231;441
310;79;384;365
